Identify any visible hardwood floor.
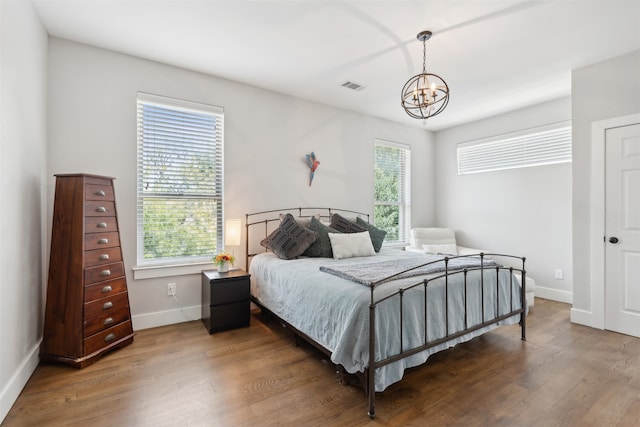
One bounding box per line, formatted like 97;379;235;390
4;298;640;426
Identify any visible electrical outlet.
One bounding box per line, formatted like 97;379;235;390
168;283;176;296
554;269;564;280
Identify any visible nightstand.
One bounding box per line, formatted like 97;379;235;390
201;269;251;333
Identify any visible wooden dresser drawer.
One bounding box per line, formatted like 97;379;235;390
85;232;120;250
85;200;116;217
85;183;114;201
84;277;127;302
84;304;130;337
84;291;130;320
84;262;125;285
85;216;118;234
84;247;123;268
84;320;133;356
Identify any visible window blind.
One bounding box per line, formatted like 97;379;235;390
374;140;411;244
457;121;571;175
136;92;224;266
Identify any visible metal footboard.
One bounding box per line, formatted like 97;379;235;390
365;253;526;418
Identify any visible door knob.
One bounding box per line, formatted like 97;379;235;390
609;237;619;244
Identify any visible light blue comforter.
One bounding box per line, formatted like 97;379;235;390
249;248;524;392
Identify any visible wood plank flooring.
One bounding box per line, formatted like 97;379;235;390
4;298;640;426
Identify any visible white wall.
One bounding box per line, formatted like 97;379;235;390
434;97;573;302
47;38;433;330
571;49;640;325
0;0;48;422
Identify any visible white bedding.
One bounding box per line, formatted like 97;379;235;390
249;248;524;392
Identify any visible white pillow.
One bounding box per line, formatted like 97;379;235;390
422;244;458;255
329;231;376;260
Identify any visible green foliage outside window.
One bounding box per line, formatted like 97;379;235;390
374;165;400;241
142;198;219;260
374;143;409;243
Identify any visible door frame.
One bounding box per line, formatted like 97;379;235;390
589;113;640;329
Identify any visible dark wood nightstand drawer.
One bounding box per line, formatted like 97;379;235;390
212;279;250;305
208;301;250;333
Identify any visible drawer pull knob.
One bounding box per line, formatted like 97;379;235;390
103;317;114;326
98;238;109;244
100;269;111;276
97;222;108;228
95;190;106;196
102;285;112;293
96;206;107;213
103;301;113;310
98;254;110;260
104;333;116;342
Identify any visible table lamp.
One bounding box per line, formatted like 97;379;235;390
224;218;241;255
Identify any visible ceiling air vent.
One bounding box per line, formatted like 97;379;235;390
341;81;365;92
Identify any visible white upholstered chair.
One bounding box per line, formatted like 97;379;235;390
404;227;535;307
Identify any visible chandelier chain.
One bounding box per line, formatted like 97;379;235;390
422;38;426;73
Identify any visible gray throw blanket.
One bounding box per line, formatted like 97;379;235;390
320;254;498;287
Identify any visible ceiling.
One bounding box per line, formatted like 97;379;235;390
31;0;640;131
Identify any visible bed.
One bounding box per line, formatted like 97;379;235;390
245;208;527;418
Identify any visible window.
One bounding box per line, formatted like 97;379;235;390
374;140;411;244
136;93;224;267
457;121;571;175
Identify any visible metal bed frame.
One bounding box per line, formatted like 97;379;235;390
245;207;527;418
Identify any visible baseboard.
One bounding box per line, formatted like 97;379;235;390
534;286;572;304
0;340;41;424
570;307;599;328
131;305;201;330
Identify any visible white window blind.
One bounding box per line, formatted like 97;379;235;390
457;121;571;175
374;140;411;244
136;92;224;266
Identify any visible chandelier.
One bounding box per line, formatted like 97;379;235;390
401;30;450;122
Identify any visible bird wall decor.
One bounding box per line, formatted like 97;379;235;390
305;152;320;186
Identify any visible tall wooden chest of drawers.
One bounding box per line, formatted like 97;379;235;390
41;174;134;368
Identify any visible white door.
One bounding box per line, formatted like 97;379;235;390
605;123;640;337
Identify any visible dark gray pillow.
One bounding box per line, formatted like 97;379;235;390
330;213;366;233
356;217;387;252
260;214;318;259
303;216;342;258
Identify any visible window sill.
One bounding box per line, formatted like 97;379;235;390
133;262;215;280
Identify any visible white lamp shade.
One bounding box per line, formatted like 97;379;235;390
224;219;242;247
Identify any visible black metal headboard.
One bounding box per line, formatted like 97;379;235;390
245;207;370;268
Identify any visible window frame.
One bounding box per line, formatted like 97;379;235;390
134;92;224;275
373;139;412;246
